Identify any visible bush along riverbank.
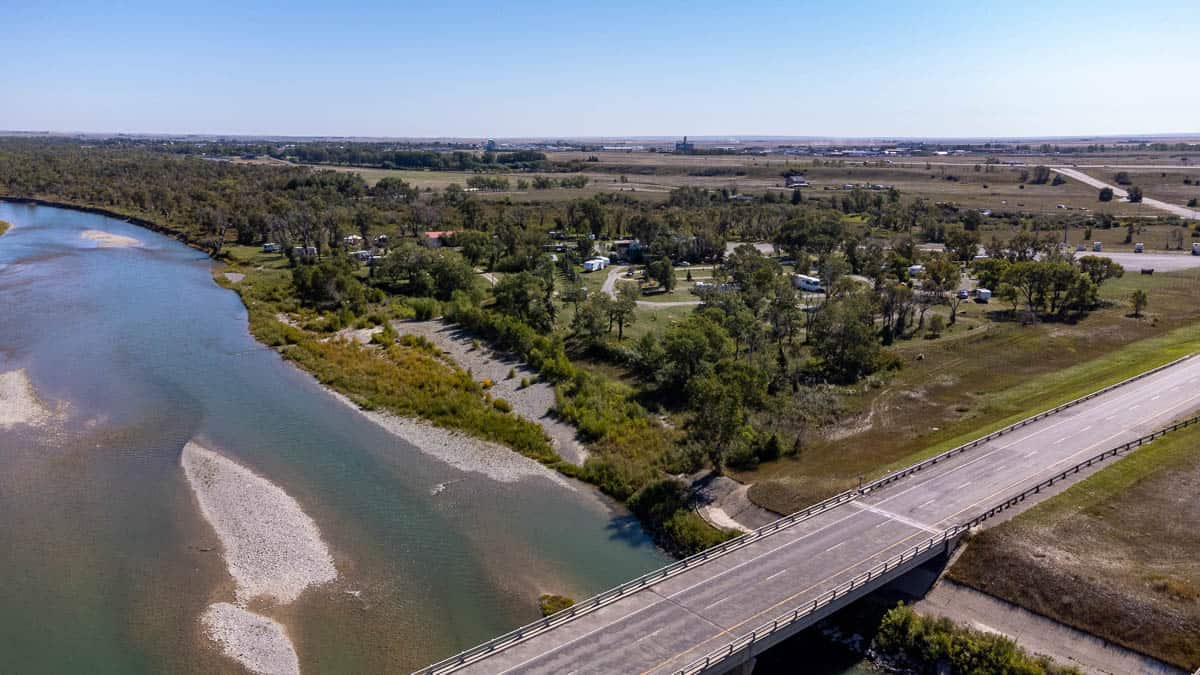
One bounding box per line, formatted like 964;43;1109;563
870;605;1080;675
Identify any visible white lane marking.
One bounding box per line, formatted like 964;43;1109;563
704;595;735;610
1131;404;1141;410
956;481;973;490
1024;450;1039;458
995;464;1006;471
825;541;846;553
494;363;1200;675
874;521;890;529
1151;395;1161;401
868;364;1196;506
918;498;937;509
1079;426;1091;432
763;569;789;583
849;502;941;534
1053;437;1068;444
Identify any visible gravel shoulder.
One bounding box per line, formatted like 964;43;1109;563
395;319;589;465
0;368;51;429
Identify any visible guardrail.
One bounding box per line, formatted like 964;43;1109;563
675;413;1200;675
412;353;1194;675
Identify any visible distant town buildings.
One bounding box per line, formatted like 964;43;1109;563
674;136;694;153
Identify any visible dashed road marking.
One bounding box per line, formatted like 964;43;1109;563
825;541;846;553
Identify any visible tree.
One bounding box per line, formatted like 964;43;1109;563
1031;165;1051;184
1114;171;1132;185
646;258;676;292
1098;187;1114;202
944;225;981;263
810;289;881;382
1127;186;1143;203
923;253;962;323
493;271;554;331
972;258;1010;291
1077;255;1124;286
1131;289;1148;317
610;281;639;340
455;230;496;267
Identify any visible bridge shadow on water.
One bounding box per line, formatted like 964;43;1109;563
753;553;951;675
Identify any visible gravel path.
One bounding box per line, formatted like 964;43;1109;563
692;474;779;533
201;603;300;675
395;320;588;465
181;442;338;605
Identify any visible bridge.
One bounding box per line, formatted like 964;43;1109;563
415;354;1200;675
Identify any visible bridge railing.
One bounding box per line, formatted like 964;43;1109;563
674;413;1200;675
412;354;1194;675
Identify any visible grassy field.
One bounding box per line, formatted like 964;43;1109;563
1079;167;1200;208
741;266;1200;512
948;422;1200;670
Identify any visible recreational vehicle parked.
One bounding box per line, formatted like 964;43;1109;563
792;274;824;293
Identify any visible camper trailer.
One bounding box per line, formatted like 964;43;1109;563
1134;242;1145;253
1093;241;1103;252
908;264;925;277
975;288;992;303
582;258;607;272
792;274;824;293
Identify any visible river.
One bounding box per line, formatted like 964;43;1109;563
0;202;671;672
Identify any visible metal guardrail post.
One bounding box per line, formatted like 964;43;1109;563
415;358;1196;675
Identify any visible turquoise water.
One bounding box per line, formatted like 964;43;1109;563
0;202;670;673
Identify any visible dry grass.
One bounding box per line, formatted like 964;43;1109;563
948;423;1200;670
740;267;1200;513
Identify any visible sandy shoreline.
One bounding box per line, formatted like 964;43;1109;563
81;229;141;248
181;441;337;605
0;368;51;429
327;389;572;489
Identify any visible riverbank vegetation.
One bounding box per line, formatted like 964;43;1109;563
2;137;1198;558
949;422;1200;670
872;604;1080;675
0;219;9;236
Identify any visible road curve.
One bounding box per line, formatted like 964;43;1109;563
1051;167;1200;220
429;355;1200;675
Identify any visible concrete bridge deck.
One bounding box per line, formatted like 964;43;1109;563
417;355;1200;675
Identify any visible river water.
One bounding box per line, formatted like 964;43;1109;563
0;202;671;673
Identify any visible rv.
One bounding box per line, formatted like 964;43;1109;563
262;242;281;253
792;274;824;293
1093;241;1103;252
907;264;925;277
1134;242;1144;253
975;288;992;303
582;258;607;272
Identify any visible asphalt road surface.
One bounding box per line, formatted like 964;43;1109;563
442;356;1200;675
1051;167;1200;220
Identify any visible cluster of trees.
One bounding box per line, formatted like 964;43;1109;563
973;254;1123;319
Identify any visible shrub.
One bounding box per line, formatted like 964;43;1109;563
492;398;512;413
408;297;440;320
538;594;575;617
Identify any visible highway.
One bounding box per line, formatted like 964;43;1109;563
421;355;1200;675
1051;166;1200;220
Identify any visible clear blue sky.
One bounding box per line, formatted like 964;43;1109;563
2;0;1197;138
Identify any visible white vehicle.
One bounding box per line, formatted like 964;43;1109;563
262;242;281;253
975;288;992;303
595;255;611;265
1093;241;1103;252
908;264;925;277
792;274;824;293
582;258;607;272
1134;242;1145;253
1194;242;1200;256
